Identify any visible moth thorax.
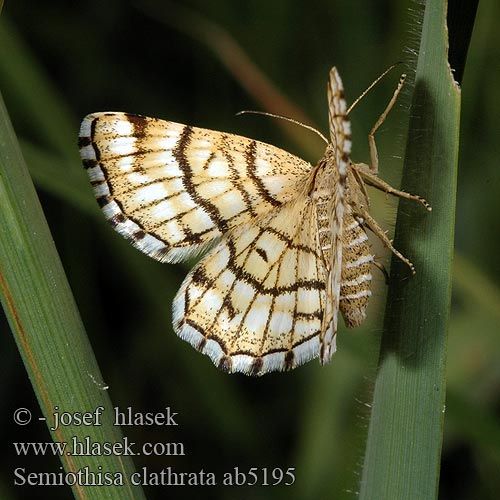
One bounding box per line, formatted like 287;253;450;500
340;212;373;328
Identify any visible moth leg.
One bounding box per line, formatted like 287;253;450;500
365;73;406;174
372;259;390;284
351;163;431;211
358;209;416;274
350;164;370;205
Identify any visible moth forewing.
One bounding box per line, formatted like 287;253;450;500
79;112;313;264
80;67;429;375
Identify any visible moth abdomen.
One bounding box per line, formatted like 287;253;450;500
339;213;373;328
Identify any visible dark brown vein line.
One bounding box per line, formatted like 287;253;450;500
173;125;229;233
221;134;259;219
245;141;281;208
116;178;183;199
105;148;167;161
258;242;287;356
290;231;301;353
226;238;324;295
124;192;188;215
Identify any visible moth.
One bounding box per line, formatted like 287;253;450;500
79;67;430;376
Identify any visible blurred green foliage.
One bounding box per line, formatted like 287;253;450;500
0;1;498;499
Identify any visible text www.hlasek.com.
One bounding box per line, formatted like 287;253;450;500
14;436;184;457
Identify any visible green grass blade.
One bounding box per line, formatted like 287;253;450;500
0;93;145;498
359;0;464;498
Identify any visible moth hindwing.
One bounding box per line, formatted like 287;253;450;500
79;67;430;376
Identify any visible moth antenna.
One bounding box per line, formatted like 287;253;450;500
346;62;404;116
237;110;329;145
